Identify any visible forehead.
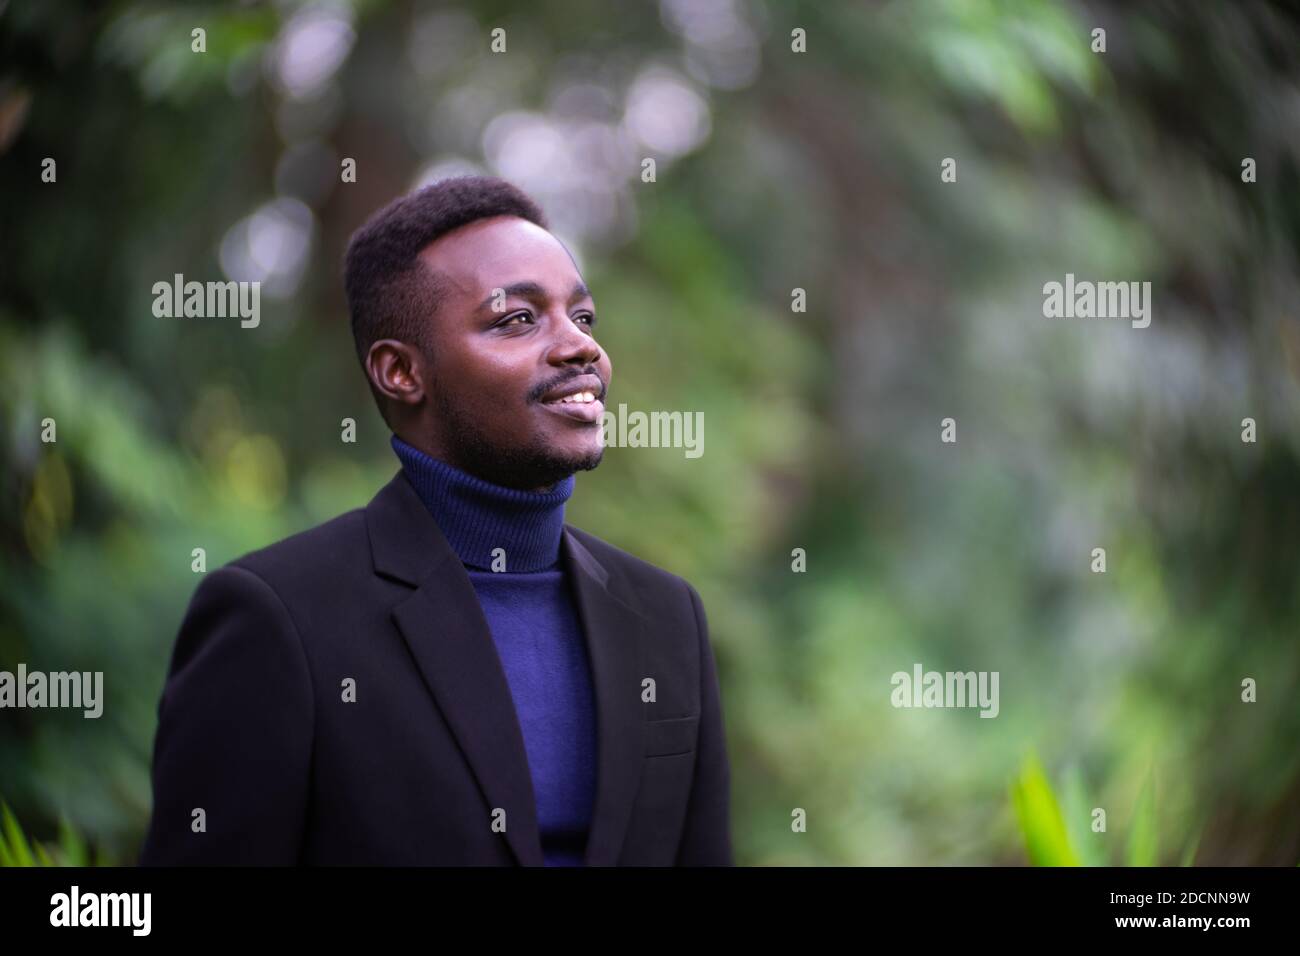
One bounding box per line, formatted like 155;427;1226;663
417;215;582;302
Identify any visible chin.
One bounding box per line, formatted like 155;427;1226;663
486;444;603;491
562;436;604;460
571;447;605;472
547;444;604;476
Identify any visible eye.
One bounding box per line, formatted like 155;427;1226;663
498;310;534;327
575;312;597;327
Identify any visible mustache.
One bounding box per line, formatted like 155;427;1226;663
531;368;606;403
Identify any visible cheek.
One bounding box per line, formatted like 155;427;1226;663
441;342;530;405
468;342;534;385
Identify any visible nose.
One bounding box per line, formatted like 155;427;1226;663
545;313;604;368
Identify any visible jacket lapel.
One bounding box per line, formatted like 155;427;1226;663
560;526;647;866
365;470;646;867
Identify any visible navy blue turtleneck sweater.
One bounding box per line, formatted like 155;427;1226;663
390;434;596;866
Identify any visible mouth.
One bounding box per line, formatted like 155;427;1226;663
539;375;605;424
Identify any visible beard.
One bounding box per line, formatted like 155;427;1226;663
430;385;604;492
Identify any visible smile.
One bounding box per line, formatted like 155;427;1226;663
540;391;605;423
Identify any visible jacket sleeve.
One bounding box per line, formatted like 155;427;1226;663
675;580;734;865
138;564;314;865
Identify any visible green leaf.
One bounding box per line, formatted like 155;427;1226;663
56;815;89;867
1126;771;1159;867
1179;822;1203;867
1011;752;1080;866
1061;764;1107;867
1;802;36;867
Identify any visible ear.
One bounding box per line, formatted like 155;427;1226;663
365;339;428;409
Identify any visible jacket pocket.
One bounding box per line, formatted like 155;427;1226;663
644;714;699;757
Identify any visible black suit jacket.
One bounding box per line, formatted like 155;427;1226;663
139;470;732;865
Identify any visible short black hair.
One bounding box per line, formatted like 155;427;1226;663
343;174;548;370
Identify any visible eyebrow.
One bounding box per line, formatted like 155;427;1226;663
475;280;591;313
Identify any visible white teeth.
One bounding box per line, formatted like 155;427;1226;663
554;391;596;404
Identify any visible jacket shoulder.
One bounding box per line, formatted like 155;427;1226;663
225;506;370;583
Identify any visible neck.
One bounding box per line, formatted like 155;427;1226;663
391;434;575;571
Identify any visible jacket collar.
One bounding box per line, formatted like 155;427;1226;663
365;469;646;866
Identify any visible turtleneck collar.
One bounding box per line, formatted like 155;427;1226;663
390;434;574;572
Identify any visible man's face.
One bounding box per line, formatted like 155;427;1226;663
412;215;612;491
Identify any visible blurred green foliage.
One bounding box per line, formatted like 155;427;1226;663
1011;752;1197;866
0;799;103;867
2;0;1299;865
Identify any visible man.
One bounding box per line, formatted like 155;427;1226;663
139;175;732;866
